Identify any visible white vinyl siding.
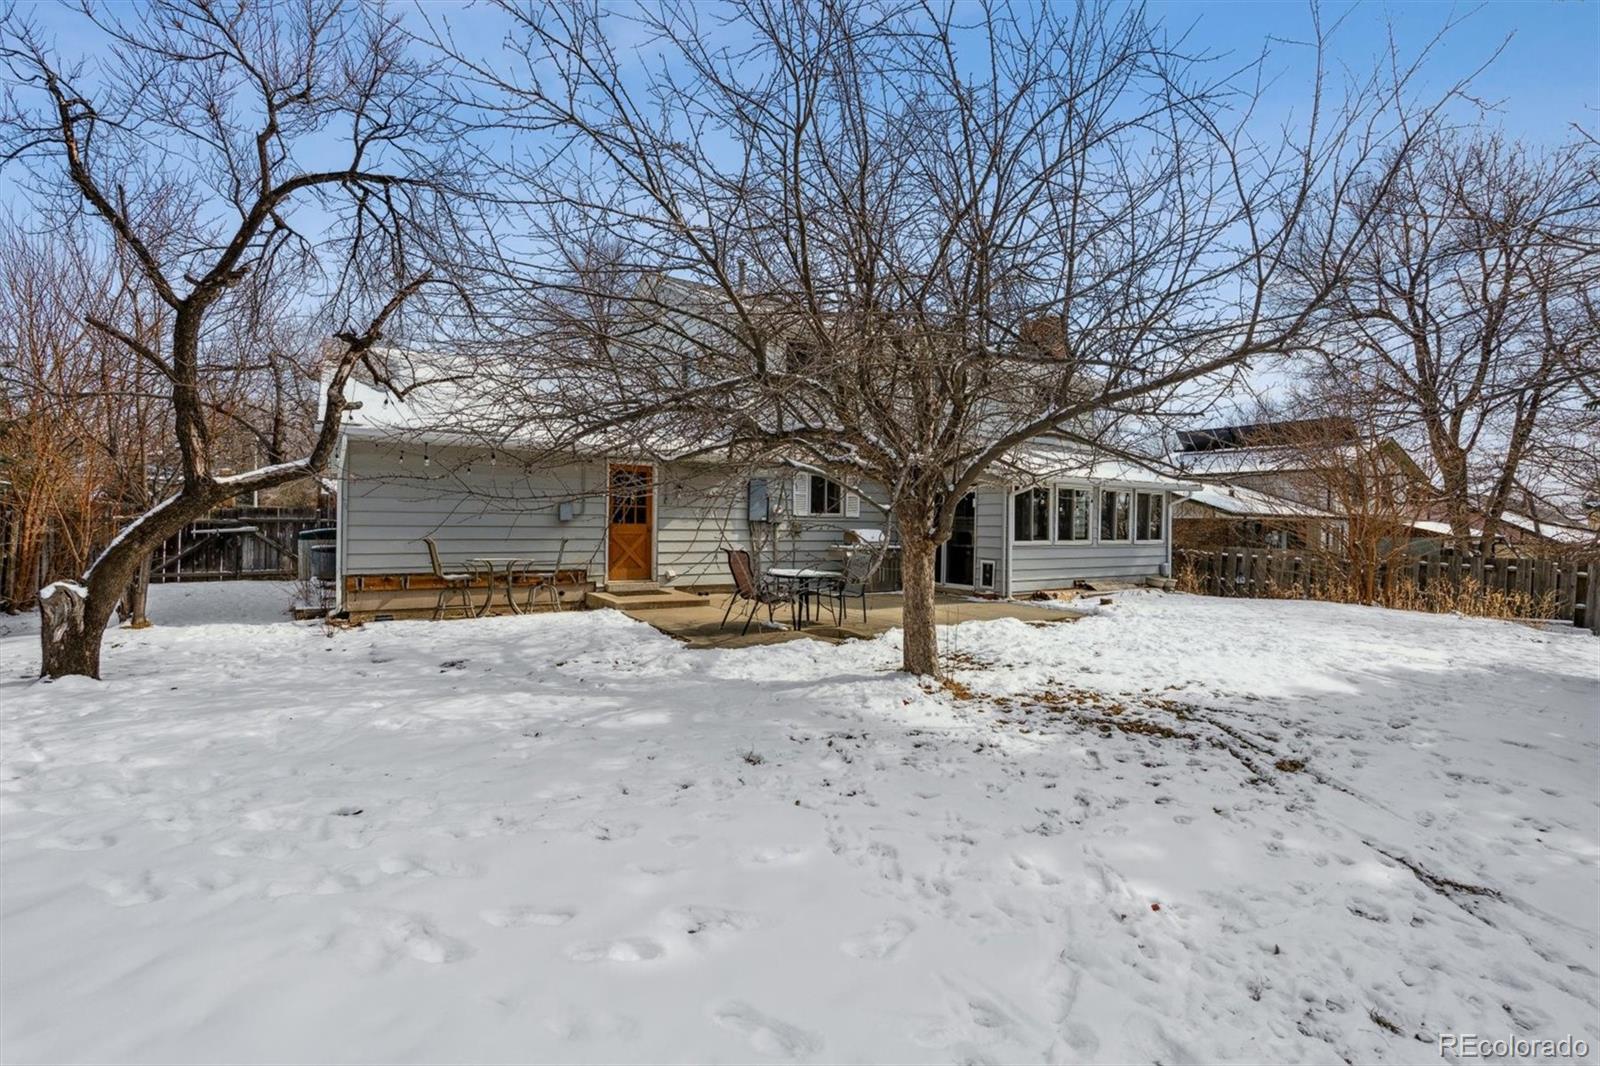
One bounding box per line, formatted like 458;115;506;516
777;475;887;568
339;442;897;589
655;468;754;585
979;483;1177;596
340;439;607;577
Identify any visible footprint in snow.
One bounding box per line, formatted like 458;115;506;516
481;906;575;928
566;937;665;963
329;908;473;970
743;844;809;867
88;871;164;906
665;904;765;937
709;1000;821;1060
543;1005;641;1042
37;831;117;851
841;917;915;959
378;855;480;879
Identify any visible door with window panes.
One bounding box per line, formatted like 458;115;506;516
607;465;653;582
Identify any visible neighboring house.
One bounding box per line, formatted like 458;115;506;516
1494;509;1600;554
1172;481;1339;550
1402;520;1500;555
1169;417;1444;563
329;379;1197;619
1169;417;1430;515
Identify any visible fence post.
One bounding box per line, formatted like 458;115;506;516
1585;561;1599;635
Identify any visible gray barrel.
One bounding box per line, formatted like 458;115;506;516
297;527;337;580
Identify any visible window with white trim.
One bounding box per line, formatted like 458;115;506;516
1099;489;1131;542
791;472;858;517
1055;487;1091;542
1135;491;1165;542
1013;487;1051;542
810;474;842;515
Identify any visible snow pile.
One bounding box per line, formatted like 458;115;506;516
1;585;1596;1064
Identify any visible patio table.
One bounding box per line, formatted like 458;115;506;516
466;556;537;617
765;567;842;630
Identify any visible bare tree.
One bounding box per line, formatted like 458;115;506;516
1;0;477;677
1300;130;1600;554
439;0;1461;676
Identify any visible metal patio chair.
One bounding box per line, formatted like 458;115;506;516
423;536;475;620
816;549;874;626
521;538;572;612
719;549;798;635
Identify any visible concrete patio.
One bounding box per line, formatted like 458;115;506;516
618;590;1089;648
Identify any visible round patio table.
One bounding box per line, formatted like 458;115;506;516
765;567;843;630
466;556;536;617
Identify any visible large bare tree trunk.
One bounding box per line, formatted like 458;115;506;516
37;484;223;677
898;531;939;678
38;581;105;678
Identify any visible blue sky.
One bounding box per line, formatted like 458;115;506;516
1146;1;1596;142
9;0;1597;145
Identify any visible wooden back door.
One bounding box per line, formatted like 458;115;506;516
606;464;653;582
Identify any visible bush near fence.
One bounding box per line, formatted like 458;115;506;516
1175;546;1598;634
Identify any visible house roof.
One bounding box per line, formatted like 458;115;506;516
1497;510;1598;545
995;439;1199;492
1168;443;1323;477
1408;519;1486;539
1175;417;1357;452
1168;435;1431;486
328;359;722;461
1179;482;1333;519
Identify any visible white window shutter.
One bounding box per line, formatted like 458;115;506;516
792;471;810;516
844;491;860;518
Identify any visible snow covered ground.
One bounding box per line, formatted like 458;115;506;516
2;583;1596;1064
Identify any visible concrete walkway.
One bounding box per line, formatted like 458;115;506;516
621;590;1088;648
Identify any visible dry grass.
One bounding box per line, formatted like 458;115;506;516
1175;564;1561;621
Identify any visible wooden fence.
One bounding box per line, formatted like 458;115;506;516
150;507;332;583
1176;546;1599;635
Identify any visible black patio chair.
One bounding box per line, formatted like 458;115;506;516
719;549;798;635
816;549;874;626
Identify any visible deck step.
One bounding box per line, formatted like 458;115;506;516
586;587;710;612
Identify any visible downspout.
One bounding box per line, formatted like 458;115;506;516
1164;490;1174;577
334;433;349;613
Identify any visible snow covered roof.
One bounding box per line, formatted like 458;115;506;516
1497;510;1598;545
1168;435;1428;484
995;439;1199;491
1408;520;1486;539
1168;443;1331;477
1180;482;1332;518
327;356;725;461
